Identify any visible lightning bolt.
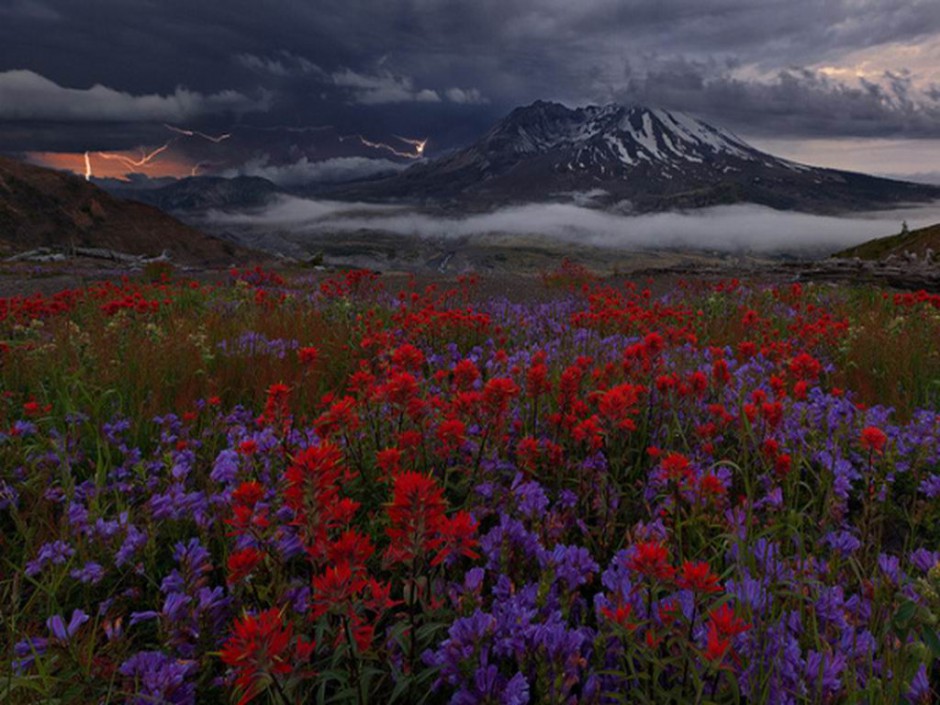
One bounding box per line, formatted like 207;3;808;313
84;151;92;181
189;161;222;177
164;124;232;143
96;142;173;170
345;134;428;159
394;135;428;158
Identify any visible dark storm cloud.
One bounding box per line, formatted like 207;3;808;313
2;0;940;155
610;58;940;138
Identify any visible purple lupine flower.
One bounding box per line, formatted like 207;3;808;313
70;561;105;584
129;611;160;626
162;592;192;622
0;479;19;510
501;672;529;705
910;549;940;573
209;448;240;483
918;474;940;498
877;553;902;586
67;501;90;534
13;637;49;672
545;544;599;591
907;663;934;703
725;575;769;613
116;525;148;567
173;538;212;579
804;650;846;700
814;586;848;631
25;540;75;576
46;609;89;642
824;530;861;557
118;650;196;705
513;478;549;519
170;449;195;480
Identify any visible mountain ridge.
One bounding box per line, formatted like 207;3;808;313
0;155;251;263
328;100;940;213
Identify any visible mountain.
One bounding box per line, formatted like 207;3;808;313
836;222;940;262
106;175;281;213
0;156;250;263
331;101;940;213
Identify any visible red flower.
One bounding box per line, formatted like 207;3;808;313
709;603;750;637
659;452;693;485
283;443;352;558
232;481;265;508
436;418;467;454
860;426;887;454
429;510;479;566
327;530;375;567
677;561;722;595
298;346;320;366
601;602;637;631
703;603;750;668
391;343;425;371
704;622;732;666
310;562;368;619
385;471;447;566
698;473;726;501
451;359;480;390
220;608;310;705
626;541;675;582
259;383;292;429
482;377;520;416
526;357;551;398
227;547;264;584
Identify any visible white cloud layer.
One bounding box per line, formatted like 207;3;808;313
207;196;940;254
0;69;269;122
223;156;406;186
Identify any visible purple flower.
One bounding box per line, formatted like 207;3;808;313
918;474;940;498
910;549;940;573
46;609;89;642
25;540;75;577
116;525;148;567
501;672;530;705
824;530;861;557
13;637;49;672
512;478;549;519
877;553;902;586
0;479;19;510
804;650;846;700
209;448;240;483
70;561;105;584
119;650;196;705
544;544;599;591
907;663;934;703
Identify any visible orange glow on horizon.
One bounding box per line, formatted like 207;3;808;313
27;150;195;180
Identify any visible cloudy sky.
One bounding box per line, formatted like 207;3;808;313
3;0;940;182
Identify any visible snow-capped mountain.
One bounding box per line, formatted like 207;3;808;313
332;101;940;213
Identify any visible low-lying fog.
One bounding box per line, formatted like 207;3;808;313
205;196;940;256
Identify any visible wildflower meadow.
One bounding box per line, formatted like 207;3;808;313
1;263;939;704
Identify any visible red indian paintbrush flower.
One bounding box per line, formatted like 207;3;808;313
860;426;887;454
220;608;313;705
703;603;750;668
677;561;722;595
227;547;264;584
385;471;447;566
626;541;675;582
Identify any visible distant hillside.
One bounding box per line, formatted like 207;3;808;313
0;156;251;264
836;222;940;262
107;175;281;213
